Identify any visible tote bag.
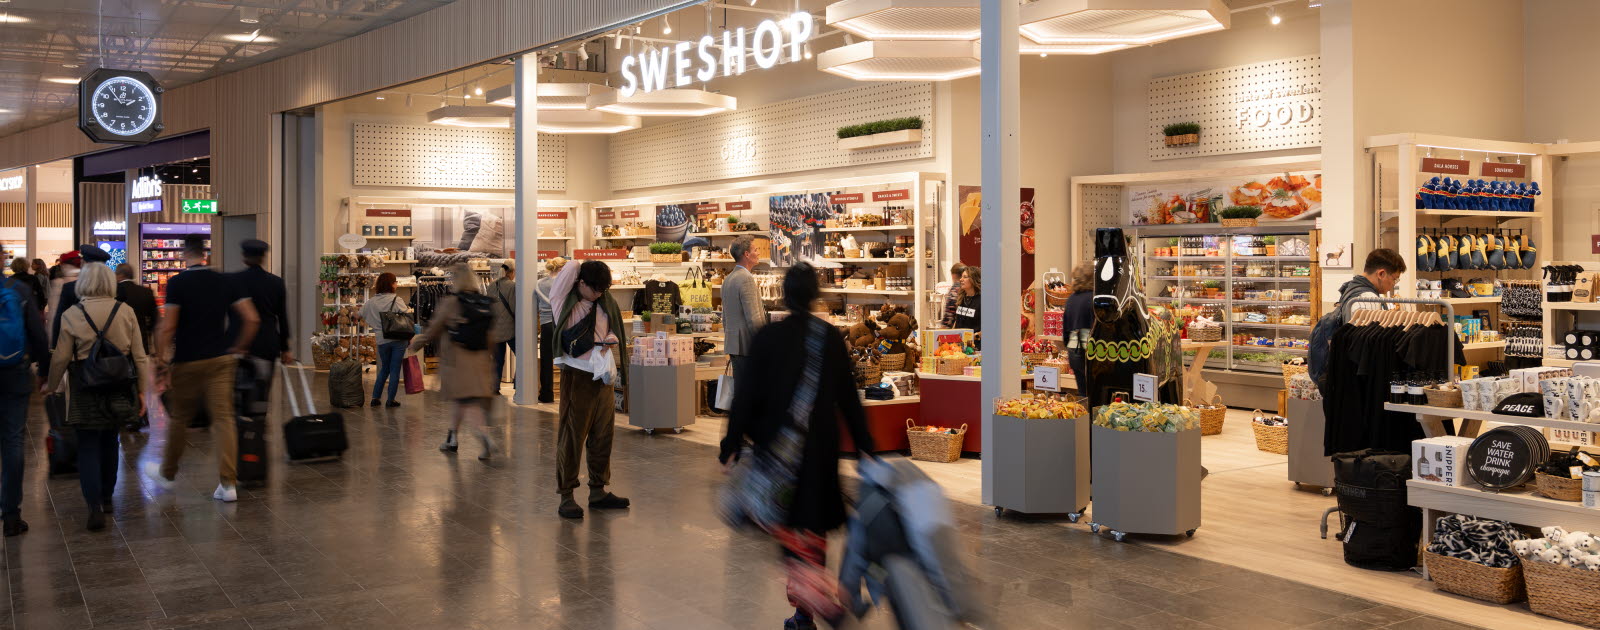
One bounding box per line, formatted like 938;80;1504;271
714;362;736;410
717;319;826;532
680;267;713;310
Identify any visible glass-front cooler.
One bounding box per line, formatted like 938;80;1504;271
1139;231;1317;374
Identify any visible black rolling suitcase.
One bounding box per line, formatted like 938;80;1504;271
235;357;273;485
1320;449;1419;571
282;364;348;461
44;393;75;476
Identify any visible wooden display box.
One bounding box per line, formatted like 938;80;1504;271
626;364;696;432
991;413;1090;516
1089;424;1203;538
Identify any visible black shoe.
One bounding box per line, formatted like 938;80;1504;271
370;399;381;407
538;395;554;404
2;517;26;537
784;612;818;630
589;492;630;509
385;400;400;408
101;499;113;514
86;509;106;532
558;497;584;519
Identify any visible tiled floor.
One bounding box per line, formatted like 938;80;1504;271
0;380;1487;630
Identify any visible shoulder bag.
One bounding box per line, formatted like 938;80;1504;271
379;296;416;341
72;302;137;391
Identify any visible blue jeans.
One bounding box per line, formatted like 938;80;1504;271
75;429;118;509
372;341;407;401
0;391;26;519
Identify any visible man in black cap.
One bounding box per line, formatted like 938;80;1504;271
227;239;288;487
50;244;112;344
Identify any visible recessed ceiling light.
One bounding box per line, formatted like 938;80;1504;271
375;95;385;100
0;13;27;24
45;77;80;85
222;30;275;43
239;7;260;23
426;105;514;128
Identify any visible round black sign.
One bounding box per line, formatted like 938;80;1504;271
1466;426;1549;490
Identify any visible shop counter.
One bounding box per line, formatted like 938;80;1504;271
840;396;921;453
916;372;1037;453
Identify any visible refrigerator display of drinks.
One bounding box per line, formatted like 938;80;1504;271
140;223;210;306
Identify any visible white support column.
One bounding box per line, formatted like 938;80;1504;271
979;0;1021;506
513;54;540;405
24;166;36;262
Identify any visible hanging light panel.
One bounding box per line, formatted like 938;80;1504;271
824;0;981;41
590;88;737;117
485;82;617;109
1019;0;1229;47
426;105;514;128
537;110;643;134
817;40;980;81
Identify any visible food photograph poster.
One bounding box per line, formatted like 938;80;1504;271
1126;172;1323;225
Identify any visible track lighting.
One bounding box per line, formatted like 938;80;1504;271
1269;10;1281;25
662;15;672;35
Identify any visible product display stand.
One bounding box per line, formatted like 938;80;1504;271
1285;396;1334;492
989;413;1089;519
1087;424;1203;542
1180;340;1225;401
626;364;695;434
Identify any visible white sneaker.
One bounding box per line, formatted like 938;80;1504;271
141;461;175;490
213;483;238;503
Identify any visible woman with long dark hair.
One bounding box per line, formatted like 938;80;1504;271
360;272;410;408
721;262;875;630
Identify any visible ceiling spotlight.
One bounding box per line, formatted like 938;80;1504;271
45;77;80;85
239;7;260;23
803;42;813;60
474;84;483;96
375;95;385;100
614;32;623;49
662;15;672;35
191;168;198;173
1269;11;1281;25
1039;53;1047;58
579;43;590;61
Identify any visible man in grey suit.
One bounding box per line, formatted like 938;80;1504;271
722;236;768;380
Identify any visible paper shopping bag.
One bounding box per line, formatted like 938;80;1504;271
714;364;735;410
403;355;425;395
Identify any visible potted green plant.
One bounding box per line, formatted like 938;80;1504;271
837;117;925;150
1219;206;1264;228
649;241;684;263
1163;122;1201;147
1263;235;1278;256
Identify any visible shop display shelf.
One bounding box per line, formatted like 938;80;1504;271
992;413;1090;518
594;235;648;241
141;247;188;251
1231;322;1311;331
819;258;912;263
1549;302;1600;311
1385;403;1600;433
1036;335;1063;342
1149;256;1226;261
536;236;574;241
1438;296;1502;306
1149;275;1229;281
363;236;415;240
1407;480;1600;546
1460;341;1507;351
1545;358;1578;368
820;288;914;296
819;225;913;233
1237;277;1313;282
1232;255;1313;261
1231;300;1309;306
688;231;764;237
1381;210;1545;223
376;259;417;264
1232;345;1307;354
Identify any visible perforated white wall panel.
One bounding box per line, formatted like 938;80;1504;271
1148;55;1321;161
609;83;934;191
1078;184;1124;261
352;123;566;191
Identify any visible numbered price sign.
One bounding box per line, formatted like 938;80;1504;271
1033;366;1060;392
181;199;217;214
1132;373;1157;402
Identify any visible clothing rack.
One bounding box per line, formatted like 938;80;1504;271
1346;297;1455;379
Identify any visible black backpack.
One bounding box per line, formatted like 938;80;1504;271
72;302;137;391
450;293;494;351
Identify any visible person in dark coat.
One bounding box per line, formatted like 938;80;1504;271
720;262;874;630
51;245;112;344
227;240;292;365
113;264;158;353
1063;262;1096;394
9;258;46;315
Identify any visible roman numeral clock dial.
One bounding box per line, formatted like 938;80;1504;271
77;69;163;145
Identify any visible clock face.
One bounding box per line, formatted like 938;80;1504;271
90;76;157;137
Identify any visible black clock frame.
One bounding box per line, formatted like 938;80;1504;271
77;68;164;145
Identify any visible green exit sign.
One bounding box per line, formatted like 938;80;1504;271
182;199;217;214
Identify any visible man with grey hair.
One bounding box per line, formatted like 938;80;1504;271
720;235;767;400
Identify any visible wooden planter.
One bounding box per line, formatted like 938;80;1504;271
1164;133;1199;146
839;128;923;151
650;253;683;263
1220;218;1259;227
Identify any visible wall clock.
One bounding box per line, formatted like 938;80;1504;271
77;68;163;145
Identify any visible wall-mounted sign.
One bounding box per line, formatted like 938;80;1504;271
726;201;753;212
1148;55;1321;161
1592;235;1600;255
1481;162;1528;178
619;12;811;97
130;199;162;214
0;176;22;191
695;203;721;214
620;209;641;218
536;211;567;220
181;199;217;214
130;175;163;200
337;234;368;250
91;220;127;236
537;250;560;261
829;193;864;204
872;189;910;202
142;222;210;235
366;208;410;217
1420;158;1471;175
574;249;629;260
596;210;615;220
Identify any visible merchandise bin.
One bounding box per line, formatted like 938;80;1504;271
990;413;1090;519
626;364;696;434
1088;424;1202;542
1286;396;1335;492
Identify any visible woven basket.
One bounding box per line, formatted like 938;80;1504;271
312;346;334;371
1281;362;1308;389
1423;552;1526;604
855;360;881;385
879;353;906;372
1251;412;1289;455
1424;387;1465;408
1221;217;1259;227
1537;472;1584;502
1023;352;1052;364
936;356;972;376
1187;395;1227;436
651;253;682;263
906;420;966;463
1189;326;1223;342
1525;560;1600;627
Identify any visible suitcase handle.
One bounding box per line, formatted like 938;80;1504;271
280;362;319;417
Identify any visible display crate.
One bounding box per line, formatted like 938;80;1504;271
1088;424;1202;541
990;413;1089;519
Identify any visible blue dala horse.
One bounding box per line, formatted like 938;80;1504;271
1084;228;1183;409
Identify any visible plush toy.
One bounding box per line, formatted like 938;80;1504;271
1538;548;1564;564
846;320;879;351
1543;526;1567;540
1512;539;1534;559
1585;555;1600;571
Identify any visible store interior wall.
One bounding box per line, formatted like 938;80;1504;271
1524;0;1600;262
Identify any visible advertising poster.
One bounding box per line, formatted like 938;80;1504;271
1126;172;1322;225
767;192;838;267
957;186;1036;284
653;204;692;243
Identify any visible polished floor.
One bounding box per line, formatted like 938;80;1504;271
0;376;1487;630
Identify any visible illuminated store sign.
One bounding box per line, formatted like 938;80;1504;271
130;176;163;200
0;176;21;191
92;221;127;235
619;12;811;97
131;199;162;214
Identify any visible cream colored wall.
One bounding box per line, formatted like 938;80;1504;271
1525;0;1600;262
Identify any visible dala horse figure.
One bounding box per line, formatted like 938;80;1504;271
1085;228;1183;409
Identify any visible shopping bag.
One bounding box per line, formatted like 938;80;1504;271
681;267;713;310
402;354;424;395
715;363;736;410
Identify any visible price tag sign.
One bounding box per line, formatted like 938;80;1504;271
1132;373;1157;402
1033;366;1060;392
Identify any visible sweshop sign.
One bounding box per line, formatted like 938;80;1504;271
619;13;812;97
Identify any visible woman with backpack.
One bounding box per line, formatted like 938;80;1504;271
360;272;412;408
46;263;148;532
408;263;503;459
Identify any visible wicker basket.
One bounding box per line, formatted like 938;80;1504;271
855;360;882;385
906;419;966;463
1424;386;1465;408
936;356;972;376
312;346;334;370
1525;560;1600;627
879;353;906;372
1023;352;1052;365
1423;552;1526;604
1187;395;1227;436
1221;217;1259;228
1280;362;1308;389
651;253;682;263
1251;412;1289;455
1189;325;1223;342
1536;472;1584;502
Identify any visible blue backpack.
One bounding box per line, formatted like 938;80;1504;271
0;279;26;368
1307;288;1375;386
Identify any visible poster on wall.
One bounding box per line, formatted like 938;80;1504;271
1126;172;1322;225
653;204;692;243
956;186;1036;284
768;192;838;267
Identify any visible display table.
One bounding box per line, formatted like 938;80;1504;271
840;396;921;453
916;372;1035;453
627;364;696;434
1180;340;1225;402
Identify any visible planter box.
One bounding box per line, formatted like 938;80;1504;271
1089;424;1202;537
1164;133;1199;146
626;364;696;432
991;414;1090;516
1286;397;1334;489
839;128;923;151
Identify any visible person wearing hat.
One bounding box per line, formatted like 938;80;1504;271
228;240;292;366
50;245;111;345
487;259;517;392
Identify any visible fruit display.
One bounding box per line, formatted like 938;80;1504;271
994;394;1088;420
1021;337;1054;354
936;342;975;358
1093;401;1200;433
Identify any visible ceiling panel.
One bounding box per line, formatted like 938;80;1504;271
0;0;456;136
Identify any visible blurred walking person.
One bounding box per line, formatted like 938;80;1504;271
550;260;629;519
10;258;45;315
0;259;49;536
720;262;875;630
361;272;409;407
487;260;517;391
114;264;158;353
47;263;148;531
409;264;502;459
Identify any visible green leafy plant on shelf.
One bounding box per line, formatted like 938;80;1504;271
837;117;924;139
648;242;683;255
1262;236;1277;245
1162;122;1201;137
1220;206;1264;219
